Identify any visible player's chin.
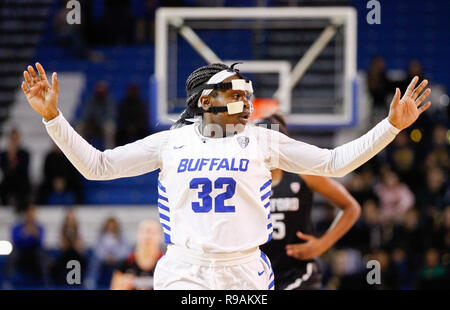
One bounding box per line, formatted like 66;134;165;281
236;113;250;125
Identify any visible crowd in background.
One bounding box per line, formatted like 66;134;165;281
4;206;162;290
314;57;450;289
0;80;151;209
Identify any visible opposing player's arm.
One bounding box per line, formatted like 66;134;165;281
285;175;361;260
22;63;164;180
268;77;431;177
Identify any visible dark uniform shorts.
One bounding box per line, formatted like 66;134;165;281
275;258;322;290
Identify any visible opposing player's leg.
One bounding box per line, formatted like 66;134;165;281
277;258;322;290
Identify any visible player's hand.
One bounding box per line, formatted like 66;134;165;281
388;76;431;130
21;62;60;121
285;231;326;260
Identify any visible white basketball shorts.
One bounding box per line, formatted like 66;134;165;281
153;245;275;290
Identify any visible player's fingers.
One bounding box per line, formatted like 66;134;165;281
418;101;431;115
23;70;33;87
392;88;401;108
404;76;419;98
411;79;428;100
285;246;299;255
51;72;59;93
28;65;39;83
296;231;312;240
21;81;30;94
415;88;431;106
36;62;50;87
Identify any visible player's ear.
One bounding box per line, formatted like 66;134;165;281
199;95;211;111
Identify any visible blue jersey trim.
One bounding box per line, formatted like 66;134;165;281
158;202;170;212
158;181;167;193
164;233;171;243
260;191;271;201
159;213;170;222
158;194;169;202
161;223;171;231
260;179;272;192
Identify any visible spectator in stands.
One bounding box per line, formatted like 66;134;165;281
434;206;450;253
115;84;150;146
8;205;46;288
78;81;116;150
385;131;420;191
53;0;105;62
103;0;133;44
0;128;31;213
389;208;427;272
374;169;415;223
367;56;393;123
398;60;427;92
326;249;369;290
86;217;129;289
346;167;378;204
50;208;86;287
416;167;448;211
110;219;163;290
365;248;397;289
388;247;411;289
426;124;450;174
416;248;448;289
335;198;381;252
132;0;159;44
38;143;83;205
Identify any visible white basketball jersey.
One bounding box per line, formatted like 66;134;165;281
45;112;399;255
157;123;274;253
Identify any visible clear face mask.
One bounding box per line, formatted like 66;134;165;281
201;80;254;115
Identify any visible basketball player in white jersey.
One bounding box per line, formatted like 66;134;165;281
21;62;431;290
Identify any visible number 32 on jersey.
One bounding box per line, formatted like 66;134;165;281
189;177;236;213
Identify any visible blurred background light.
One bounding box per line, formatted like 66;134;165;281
0;241;13;255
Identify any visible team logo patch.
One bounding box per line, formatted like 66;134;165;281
290;182;301;194
237;136;250;149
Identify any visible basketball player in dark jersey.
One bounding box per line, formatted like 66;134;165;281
259;114;362;290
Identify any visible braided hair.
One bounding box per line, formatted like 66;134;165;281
171;63;230;129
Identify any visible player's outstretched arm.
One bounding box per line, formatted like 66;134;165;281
285;175;361;260
270;76;431;178
21;63;164;180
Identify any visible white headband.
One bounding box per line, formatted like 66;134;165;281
197;69;236;107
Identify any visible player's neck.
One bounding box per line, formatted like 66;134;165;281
200;121;245;138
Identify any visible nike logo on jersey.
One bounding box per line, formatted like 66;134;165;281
173;145;185;150
258;270;265;276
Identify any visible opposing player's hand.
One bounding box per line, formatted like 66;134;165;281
21;63;60;121
285;231;326;260
388;76;431;130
